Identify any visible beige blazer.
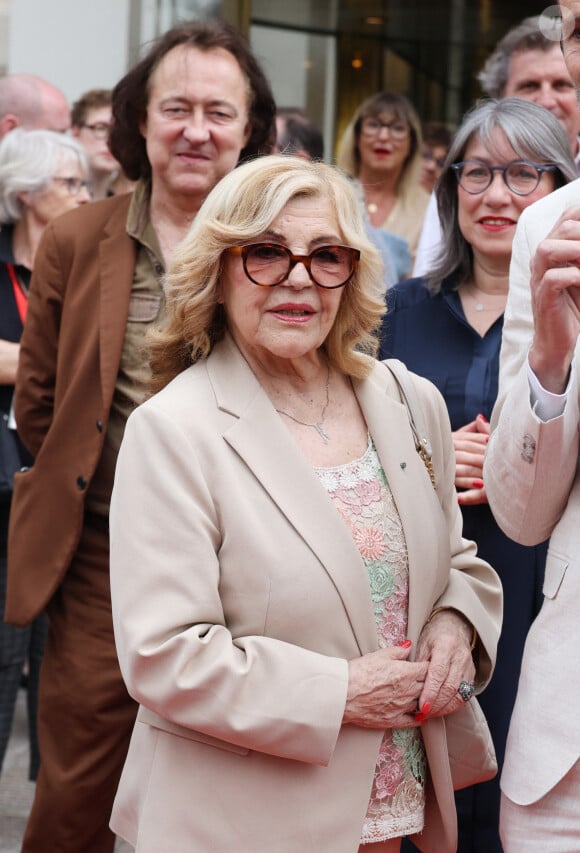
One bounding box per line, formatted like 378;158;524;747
485;179;580;805
110;334;501;853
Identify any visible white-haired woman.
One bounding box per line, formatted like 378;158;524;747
0;127;90;780
109;155;501;852
379;97;576;853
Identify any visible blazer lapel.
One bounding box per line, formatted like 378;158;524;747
208;336;378;656
99;198;136;406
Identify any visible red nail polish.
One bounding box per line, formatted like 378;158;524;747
478;414;488;423
485;436;490;443
414;712;427;723
457;495;463;504
472;478;484;488
421;702;431;714
397;639;412;648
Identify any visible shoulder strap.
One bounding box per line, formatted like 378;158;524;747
6;263;28;324
381;359;436;488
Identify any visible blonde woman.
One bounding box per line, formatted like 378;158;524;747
337;93;430;269
109;155;501;853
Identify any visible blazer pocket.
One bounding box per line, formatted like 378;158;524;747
542;553;569;599
137;705;250;756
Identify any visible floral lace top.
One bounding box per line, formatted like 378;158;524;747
315;438;426;843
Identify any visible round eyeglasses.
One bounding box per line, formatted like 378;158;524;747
52;176;92;196
228;243;360;289
360;117;410;140
451;160;557;196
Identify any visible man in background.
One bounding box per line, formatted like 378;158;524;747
0;73;70;137
6;21;275;853
478;14;580;165
71;88;132;199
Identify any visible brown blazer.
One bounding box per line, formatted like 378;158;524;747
109;334;502;853
6;192;136;626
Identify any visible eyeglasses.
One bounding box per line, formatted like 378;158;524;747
228;243;360;289
360;117;410;140
79;122;111;139
451;160;557;196
52;177;92;196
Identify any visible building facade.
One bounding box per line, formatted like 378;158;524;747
1;0;553;157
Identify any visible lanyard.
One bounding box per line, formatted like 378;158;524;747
6;263;28;324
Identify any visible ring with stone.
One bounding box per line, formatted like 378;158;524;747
458;680;475;702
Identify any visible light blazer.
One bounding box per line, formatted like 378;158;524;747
485;179;580;804
110;334;501;853
6;192;136;625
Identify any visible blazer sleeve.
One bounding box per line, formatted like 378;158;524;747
485;362;579;546
14;223;66;455
492;209;536;422
486;196;580;545
109;401;349;767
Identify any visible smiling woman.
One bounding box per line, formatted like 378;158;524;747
336;92;430;269
379;97;576;853
107;154;502;853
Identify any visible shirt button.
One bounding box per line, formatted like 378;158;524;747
76;476;87;490
96;419;103;432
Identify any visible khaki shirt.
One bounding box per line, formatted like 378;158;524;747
85;181;165;516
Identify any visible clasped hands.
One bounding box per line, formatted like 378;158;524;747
343;609;476;729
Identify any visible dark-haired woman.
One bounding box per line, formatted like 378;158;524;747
379;97;576;852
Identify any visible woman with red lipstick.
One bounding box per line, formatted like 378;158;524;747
107;155;501;853
379;97;576;853
337;93;430;270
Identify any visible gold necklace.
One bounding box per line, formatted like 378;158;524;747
276;365;331;444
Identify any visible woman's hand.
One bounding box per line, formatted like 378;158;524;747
453;415;489;505
343;644;429;729
413;609;476;721
528;207;580;393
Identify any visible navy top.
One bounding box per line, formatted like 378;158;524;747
0;225;30;415
379;276;502;428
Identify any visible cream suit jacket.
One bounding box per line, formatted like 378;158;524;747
109;334;501;853
485;179;580;805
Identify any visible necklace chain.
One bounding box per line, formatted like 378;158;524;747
464;285;507;313
276;365;331;444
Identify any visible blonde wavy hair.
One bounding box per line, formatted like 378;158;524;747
149;155;386;393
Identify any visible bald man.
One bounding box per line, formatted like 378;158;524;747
0;73;70;137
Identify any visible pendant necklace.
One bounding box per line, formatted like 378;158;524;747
276;365;331;444
464;285;507;313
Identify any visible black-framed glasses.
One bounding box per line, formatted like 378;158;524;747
451;160;557;196
228;243;360;289
80;122;111;139
360;117;410;140
52;176;91;196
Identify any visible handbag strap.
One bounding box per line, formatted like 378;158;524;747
381;359;436;488
6;263;28;324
